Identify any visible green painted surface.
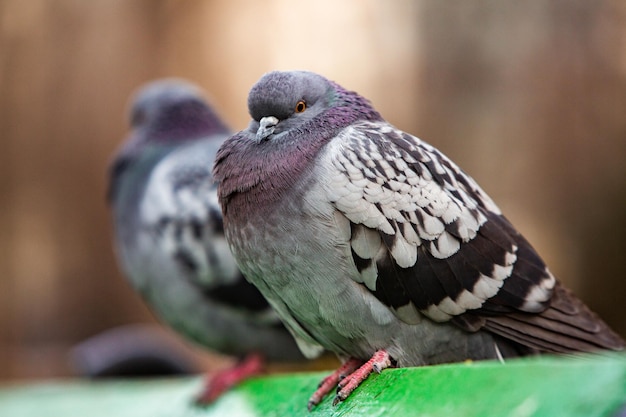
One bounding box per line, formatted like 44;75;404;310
1;354;625;417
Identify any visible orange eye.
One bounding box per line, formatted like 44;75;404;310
295;100;306;113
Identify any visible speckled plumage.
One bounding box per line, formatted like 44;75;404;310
108;79;302;364
214;71;624;406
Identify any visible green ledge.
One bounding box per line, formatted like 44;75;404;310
1;354;625;417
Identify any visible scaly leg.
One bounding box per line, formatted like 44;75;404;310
307;358;363;410
333;350;392;406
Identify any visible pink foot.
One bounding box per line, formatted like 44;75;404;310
333;350;392;406
195;353;264;405
307;358;363;410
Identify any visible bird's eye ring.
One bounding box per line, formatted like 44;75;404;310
295;100;307;113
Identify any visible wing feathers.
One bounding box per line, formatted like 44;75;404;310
485;284;625;353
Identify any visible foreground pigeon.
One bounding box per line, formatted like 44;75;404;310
108;79;303;403
214;70;625;409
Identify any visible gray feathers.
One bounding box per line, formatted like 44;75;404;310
215;70;624;366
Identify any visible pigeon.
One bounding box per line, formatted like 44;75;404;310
213;70;625;409
108;79;304;403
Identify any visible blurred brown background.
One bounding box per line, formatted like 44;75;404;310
1;0;625;380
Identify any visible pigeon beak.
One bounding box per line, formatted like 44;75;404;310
256;116;279;142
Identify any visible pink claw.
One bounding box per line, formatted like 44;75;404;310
307;358;363;410
308;350;393;410
333;350;392;406
195;353;265;405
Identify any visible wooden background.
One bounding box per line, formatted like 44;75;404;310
1;0;625;380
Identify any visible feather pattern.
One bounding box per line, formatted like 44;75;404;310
321;123;532;315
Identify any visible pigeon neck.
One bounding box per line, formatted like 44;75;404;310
149;104;229;143
330;82;383;123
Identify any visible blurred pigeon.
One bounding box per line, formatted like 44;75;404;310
108;79;303;403
213;70;625;409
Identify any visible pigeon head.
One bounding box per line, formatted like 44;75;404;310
128;79;229;143
245;71;382;142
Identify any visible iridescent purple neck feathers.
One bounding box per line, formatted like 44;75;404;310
138;98;230;143
329;80;382;123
